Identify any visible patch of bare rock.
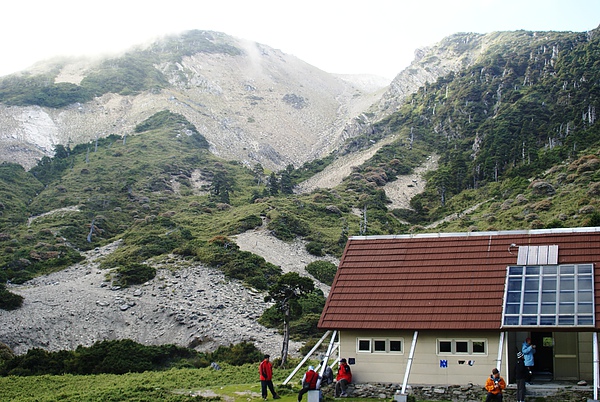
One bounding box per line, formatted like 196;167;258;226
2;240;299;357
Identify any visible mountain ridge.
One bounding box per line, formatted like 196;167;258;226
0;30;387;171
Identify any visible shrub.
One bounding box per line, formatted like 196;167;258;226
298;290;326;314
258;305;283;328
184;237;281;290
208;342;263;366
268;213;310;241
305;261;337;285
0;287;24;310
305;241;325;256
234;214;263;233
0;339;204;376
290;313;322;338
0;342;14;364
113;263;156;287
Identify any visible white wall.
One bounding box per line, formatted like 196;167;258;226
339;330;504;386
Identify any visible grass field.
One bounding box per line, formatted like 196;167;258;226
0;363;446;402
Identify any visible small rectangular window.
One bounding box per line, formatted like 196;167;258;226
472;341;486;354
439;341;452;353
357;338;404;354
389;340;402;352
456;341;468;353
373;340;386;352
357;339;371;352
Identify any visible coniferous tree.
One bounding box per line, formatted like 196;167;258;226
264;272;314;367
268;172;279;195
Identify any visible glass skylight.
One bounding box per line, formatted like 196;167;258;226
502;263;595;327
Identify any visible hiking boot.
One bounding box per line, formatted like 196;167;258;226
273;396;281;400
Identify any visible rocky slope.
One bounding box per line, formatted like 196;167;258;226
0;33;387;172
2;236;311;357
2;154;440;357
375;32;485;117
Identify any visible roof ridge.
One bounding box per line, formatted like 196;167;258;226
349;226;600;240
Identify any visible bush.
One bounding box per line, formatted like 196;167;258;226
298;290;326;314
234;214;263;233
268;214;310;241
258;305;283;328
305;241;325;256
305;261;337;285
0;342;15;363
290;313;322;338
113;263;156;287
208;342;263;366
0;339;203;376
0;287;23;310
184;237;282;290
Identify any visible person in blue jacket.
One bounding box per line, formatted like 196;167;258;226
521;337;536;384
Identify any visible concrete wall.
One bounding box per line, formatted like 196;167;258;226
339;330;503;386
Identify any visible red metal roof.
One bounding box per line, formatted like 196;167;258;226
318;228;600;331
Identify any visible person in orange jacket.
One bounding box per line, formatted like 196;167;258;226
334;358;352;397
259;355;280;400
484;368;506;402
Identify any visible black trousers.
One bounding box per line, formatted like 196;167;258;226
335;379;349;396
297;386;315;401
261;380;277;398
485;392;503;402
516;378;526;400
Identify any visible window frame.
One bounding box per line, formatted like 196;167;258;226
357;338;371;353
356;338;404;354
436;339;488;356
372;339;387;353
502;263;595;328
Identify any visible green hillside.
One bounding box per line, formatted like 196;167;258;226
336;29;600;230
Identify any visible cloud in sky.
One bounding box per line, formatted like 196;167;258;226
1;0;599;80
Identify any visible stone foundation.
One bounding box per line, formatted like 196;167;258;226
320;382;594;402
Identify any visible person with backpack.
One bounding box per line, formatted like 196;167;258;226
322;364;334;386
259;355;280;401
297;366;321;402
334;358;352;397
512;351;528;402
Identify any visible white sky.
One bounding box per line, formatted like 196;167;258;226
1;0;599;80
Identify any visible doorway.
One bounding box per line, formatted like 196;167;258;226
529;332;553;382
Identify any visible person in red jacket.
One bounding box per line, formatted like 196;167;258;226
334;358;352;397
297;366;321;402
259;355;280;400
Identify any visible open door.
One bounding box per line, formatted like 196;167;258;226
530;332;554;381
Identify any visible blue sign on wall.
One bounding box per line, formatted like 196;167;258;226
440;360;448;368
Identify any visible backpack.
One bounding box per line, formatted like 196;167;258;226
322;366;334;385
